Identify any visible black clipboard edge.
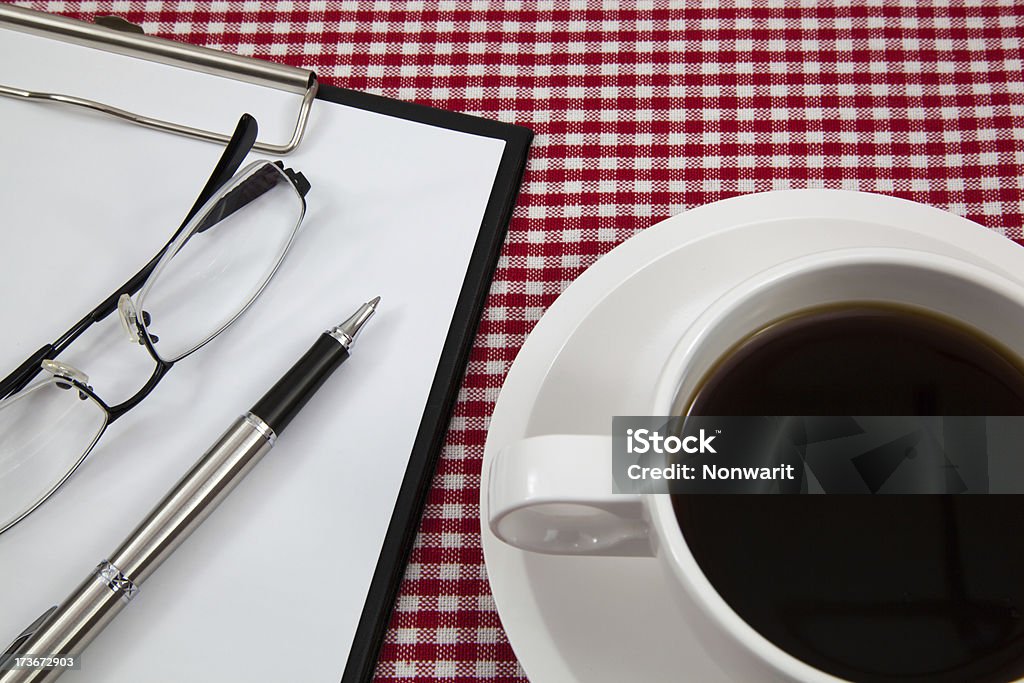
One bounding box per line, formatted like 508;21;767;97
314;85;533;682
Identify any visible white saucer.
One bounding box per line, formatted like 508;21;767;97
479;190;1024;682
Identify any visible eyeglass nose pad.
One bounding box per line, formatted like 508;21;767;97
40;359;89;385
117;294;142;344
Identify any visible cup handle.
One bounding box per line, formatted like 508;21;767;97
487;434;653;557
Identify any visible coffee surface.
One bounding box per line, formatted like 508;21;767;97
675;304;1024;681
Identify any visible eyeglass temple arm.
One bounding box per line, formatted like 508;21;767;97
195;162;310;234
0;114;259;401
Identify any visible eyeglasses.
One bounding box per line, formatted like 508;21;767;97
0;114;310;535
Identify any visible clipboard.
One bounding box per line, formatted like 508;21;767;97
325;76;533;683
0;6;531;682
328;85;531;683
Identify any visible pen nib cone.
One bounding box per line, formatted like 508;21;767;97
331;297;380;347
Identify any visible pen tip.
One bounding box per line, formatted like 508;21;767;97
330;297;380;348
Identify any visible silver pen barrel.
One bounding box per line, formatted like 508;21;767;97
107;413;274;584
0;414;274;683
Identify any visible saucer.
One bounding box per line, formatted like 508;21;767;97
479;190;1024;682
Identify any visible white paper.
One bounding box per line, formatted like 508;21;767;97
0;27;506;683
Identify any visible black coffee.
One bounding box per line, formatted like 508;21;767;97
674;304;1024;682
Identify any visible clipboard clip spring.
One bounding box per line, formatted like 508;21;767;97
0;5;319;155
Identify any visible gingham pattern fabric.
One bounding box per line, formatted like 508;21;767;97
11;2;1024;681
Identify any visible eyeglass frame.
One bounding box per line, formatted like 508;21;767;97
0;114;311;534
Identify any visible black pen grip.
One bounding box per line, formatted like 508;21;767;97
249;333;349;435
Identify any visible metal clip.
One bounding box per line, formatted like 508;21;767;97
0;5;318;155
0;605;59;669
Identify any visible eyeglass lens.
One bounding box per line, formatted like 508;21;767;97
0;378;107;532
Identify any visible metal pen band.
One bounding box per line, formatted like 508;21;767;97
0;5;318;154
93;561;138;604
244;412;278;446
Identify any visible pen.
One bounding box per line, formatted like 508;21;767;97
0;297;380;683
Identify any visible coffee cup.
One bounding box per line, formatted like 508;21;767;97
487;247;1024;681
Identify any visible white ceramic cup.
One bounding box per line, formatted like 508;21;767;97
487;247;1024;682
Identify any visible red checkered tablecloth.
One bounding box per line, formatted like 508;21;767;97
10;2;1024;681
